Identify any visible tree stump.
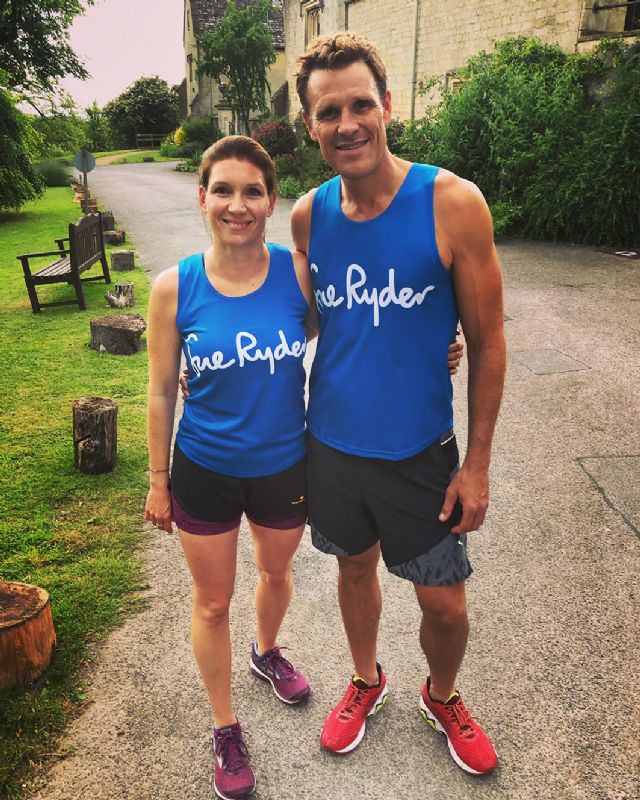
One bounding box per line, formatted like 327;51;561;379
72;396;118;473
105;282;135;308
104;230;125;245
101;211;115;231
0;582;57;689
111;250;135;271
90;313;146;355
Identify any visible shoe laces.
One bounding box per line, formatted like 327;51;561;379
444;696;476;738
261;646;296;681
214;727;249;775
338;683;369;720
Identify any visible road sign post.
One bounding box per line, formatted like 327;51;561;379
73;149;96;214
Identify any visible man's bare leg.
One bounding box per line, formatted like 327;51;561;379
414;581;468;701
337;542;382;686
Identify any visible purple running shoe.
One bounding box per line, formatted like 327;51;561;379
212;722;255;800
250;642;311;704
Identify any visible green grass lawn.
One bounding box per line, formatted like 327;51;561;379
0;189;151;798
107;149;178;164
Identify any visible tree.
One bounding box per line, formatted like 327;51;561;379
104;77;180;148
198;0;276;135
0;1;93;107
30;111;88;158
0;90;43;211
85;101;112;151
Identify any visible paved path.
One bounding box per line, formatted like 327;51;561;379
31;162;640;800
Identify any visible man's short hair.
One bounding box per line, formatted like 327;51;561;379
295;32;387;114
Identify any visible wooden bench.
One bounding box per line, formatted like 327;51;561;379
17;213;111;313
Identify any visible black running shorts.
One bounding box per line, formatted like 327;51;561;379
170;441;307;535
307;432;472;586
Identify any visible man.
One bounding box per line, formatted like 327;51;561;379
291;32;506;776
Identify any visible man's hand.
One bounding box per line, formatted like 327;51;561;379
439;464;489;534
448;332;464;374
179;368;190;398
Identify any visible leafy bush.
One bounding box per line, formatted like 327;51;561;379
160;137;181;157
274;153;302;181
408;37;640;246
173;126;186;146
297;144;335;192
33;159;72;187
278;175;304;199
385;119;406;155
252;118;297;157
178;141;205;158
181;115;221;150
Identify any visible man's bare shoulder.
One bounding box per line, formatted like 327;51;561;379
434;168;493;245
291;188;316;253
291;188;316;224
435;169;488;214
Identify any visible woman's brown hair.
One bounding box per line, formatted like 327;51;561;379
198;135;276;194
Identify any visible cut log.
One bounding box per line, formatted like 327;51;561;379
72;396;117;473
90;312;146;355
104;230;125;246
111;250;135;271
105;282;135;308
0;582;57;689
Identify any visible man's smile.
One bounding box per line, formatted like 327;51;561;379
335;139;368;152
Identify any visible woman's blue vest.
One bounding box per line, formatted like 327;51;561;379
175;244;308;477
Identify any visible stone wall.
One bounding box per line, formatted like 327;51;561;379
284;0;638;121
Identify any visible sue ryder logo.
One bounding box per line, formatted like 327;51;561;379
310;262;435;328
185;330;306;377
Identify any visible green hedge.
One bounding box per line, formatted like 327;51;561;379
399;37;640;247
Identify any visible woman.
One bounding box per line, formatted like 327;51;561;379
145;136;314;800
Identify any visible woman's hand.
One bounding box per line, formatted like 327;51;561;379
179;368;190;398
145;484;174;533
448;332;464;375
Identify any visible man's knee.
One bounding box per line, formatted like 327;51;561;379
338;544;380;583
417;583;468;629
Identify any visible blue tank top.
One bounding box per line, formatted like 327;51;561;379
175;243;308;477
307;163;458;459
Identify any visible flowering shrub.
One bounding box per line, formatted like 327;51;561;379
252;119;297;157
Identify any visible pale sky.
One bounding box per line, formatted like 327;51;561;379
61;0;185;112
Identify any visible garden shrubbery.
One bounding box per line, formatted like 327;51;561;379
180;115;222;152
252;118;297;157
399;37;640;246
33;159;72;187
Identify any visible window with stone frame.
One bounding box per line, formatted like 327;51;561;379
580;0;640;38
303;1;321;46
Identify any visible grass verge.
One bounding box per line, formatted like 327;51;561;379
0;188;151;798
105;149;177;165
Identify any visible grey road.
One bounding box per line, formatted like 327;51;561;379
32;162;640;800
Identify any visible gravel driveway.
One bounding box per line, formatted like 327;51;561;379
29;161;640;800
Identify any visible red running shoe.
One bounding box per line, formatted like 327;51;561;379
419;678;498;775
320;665;388;754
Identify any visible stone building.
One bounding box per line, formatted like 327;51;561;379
283;0;640;121
183;0;288;131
